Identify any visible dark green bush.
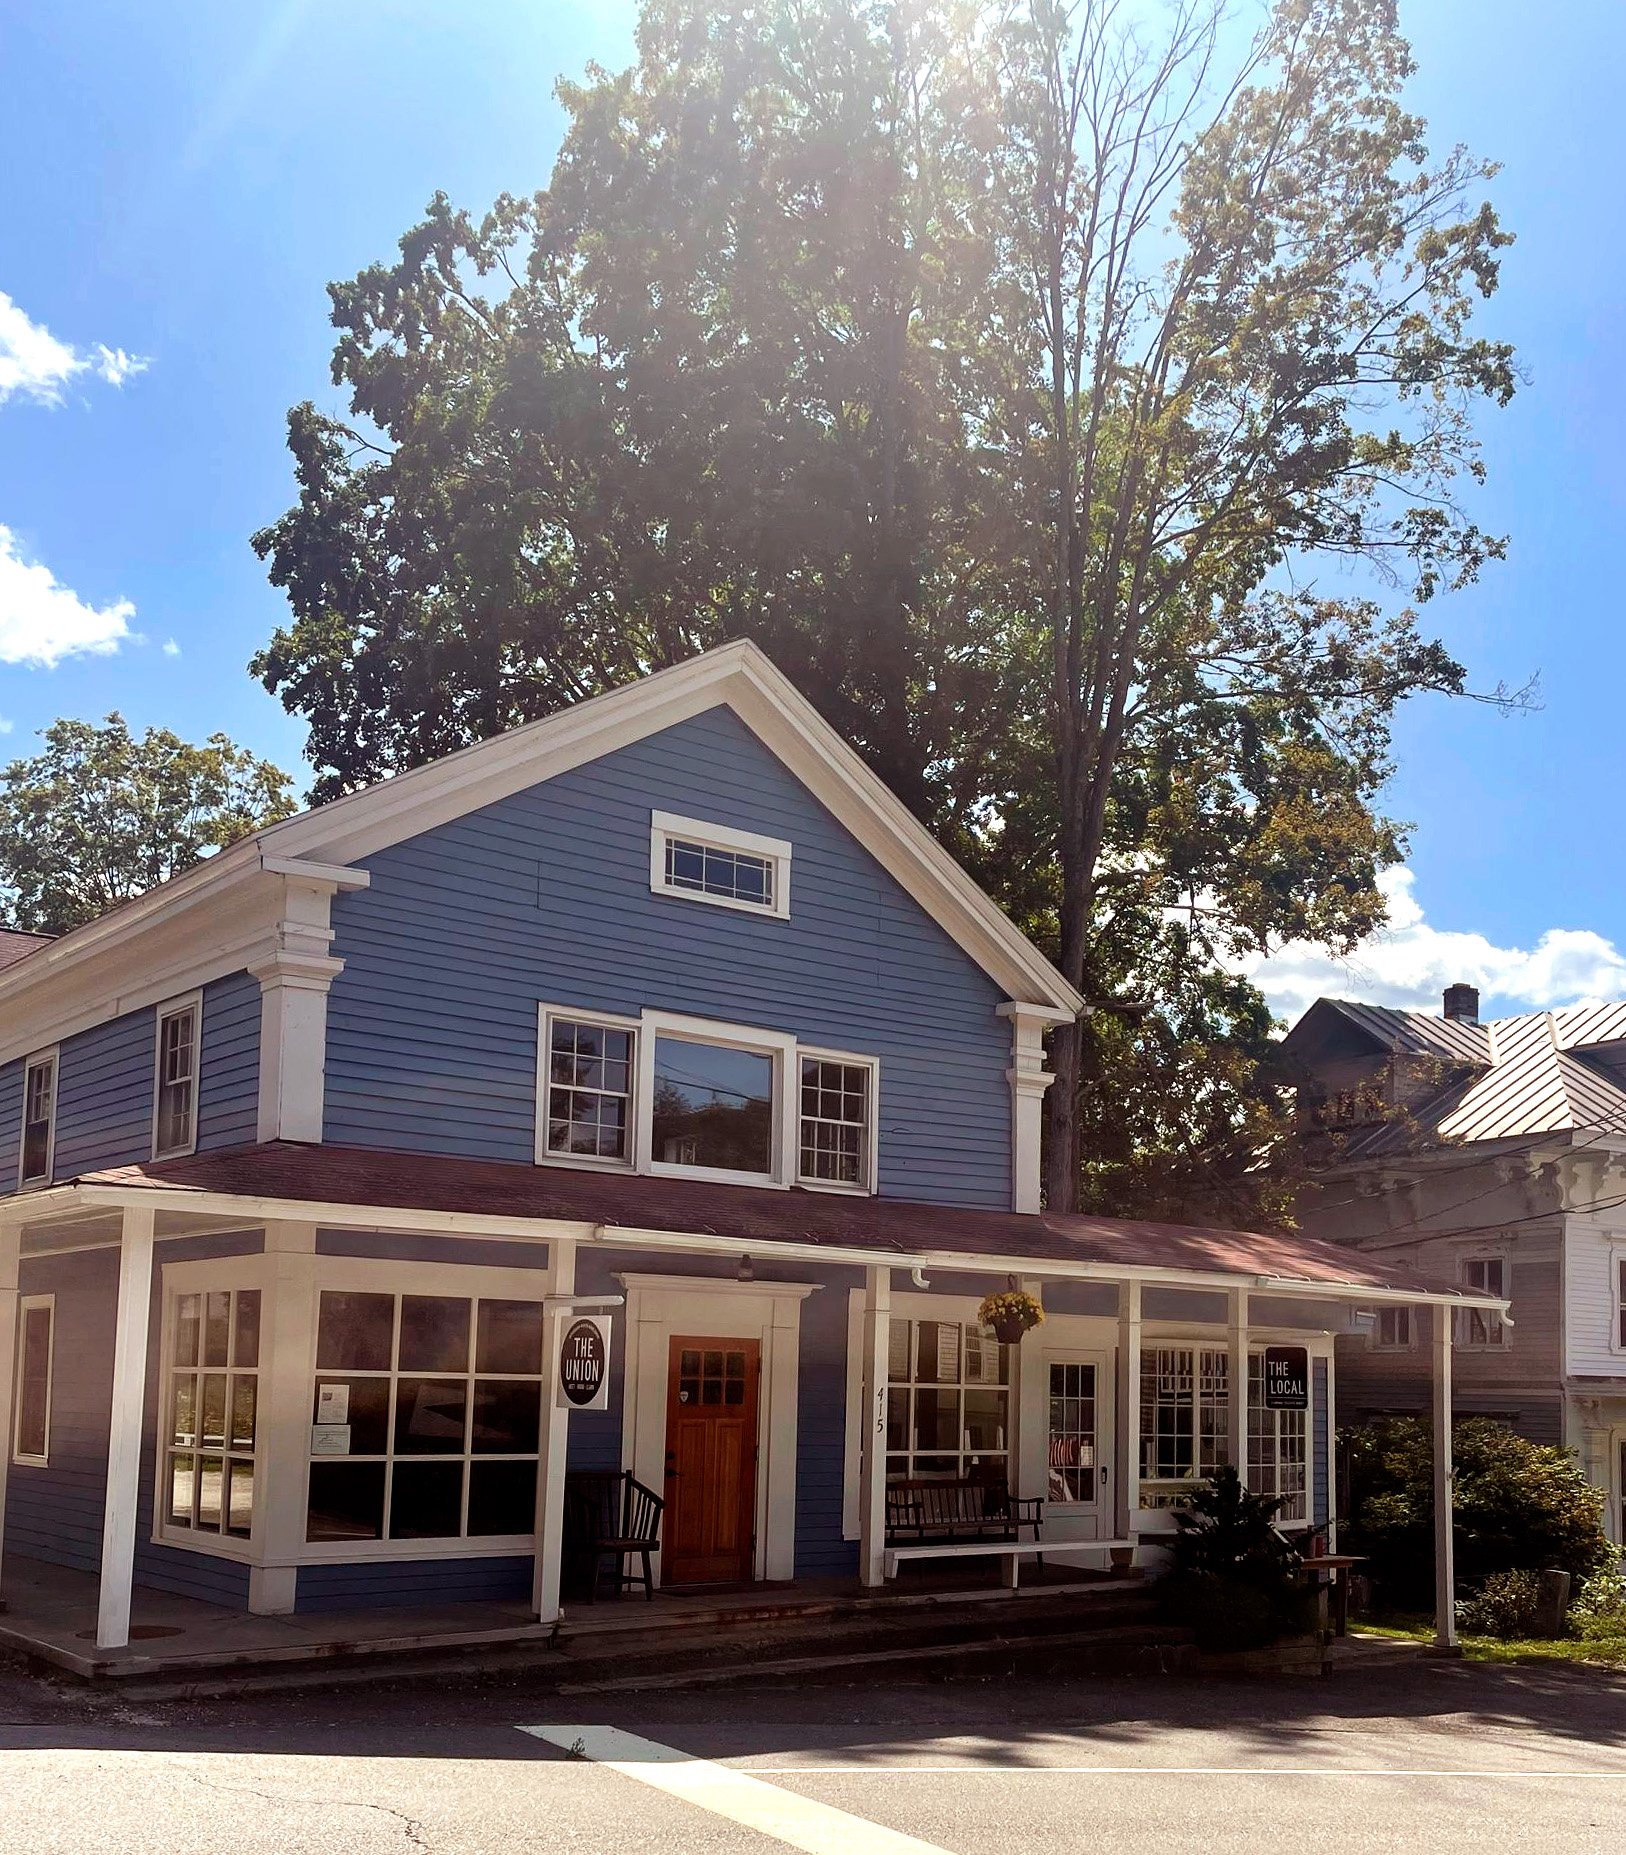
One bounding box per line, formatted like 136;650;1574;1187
1158;1465;1317;1651
1454;1568;1544;1638
1343;1418;1612;1609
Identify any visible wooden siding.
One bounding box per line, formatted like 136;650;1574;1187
0;1058;19;1196
1564;1212;1626;1378
197;970;262;1151
323;705;1013;1209
296;1557;532;1612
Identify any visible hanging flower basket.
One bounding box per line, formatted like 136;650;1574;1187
978;1289;1044;1346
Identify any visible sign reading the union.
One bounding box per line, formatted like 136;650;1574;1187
1263;1344;1309;1411
558;1315;611;1411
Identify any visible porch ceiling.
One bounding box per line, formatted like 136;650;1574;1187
6;1139;1502;1307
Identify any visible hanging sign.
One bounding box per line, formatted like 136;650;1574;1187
557;1315;611;1412
1263;1345;1309;1411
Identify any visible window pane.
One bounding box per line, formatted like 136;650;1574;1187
316;1292;395;1371
197;1455;225;1530
203;1292;231;1368
471;1379;541;1454
651;1037;773;1174
886;1387;908;1451
915;1322;961;1385
398;1296;470;1374
231;1376;257;1448
168;1452;195;1527
468;1460;537;1536
389;1461;465;1539
964;1389;1008;1454
913;1389;960;1452
307;1461;386;1541
476;1300;544;1375
311;1376;391;1454
200;1373;228;1448
170;1375;197;1447
393;1378;468;1454
174;1294;201;1369
233;1291;261;1369
226;1460;255;1538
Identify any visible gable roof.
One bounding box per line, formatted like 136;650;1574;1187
0;642;1083;1022
1282;993;1626;1157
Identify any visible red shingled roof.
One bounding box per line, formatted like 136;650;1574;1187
0;928;52;972
71;1140;1468;1299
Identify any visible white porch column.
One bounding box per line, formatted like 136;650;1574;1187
1433;1303;1457;1649
0;1216;20;1605
996;1006;1065;1214
97;1205;156;1651
858;1264;892;1586
1116;1280;1142;1540
532;1237;577;1623
248;1220;318;1616
1226;1286;1249;1482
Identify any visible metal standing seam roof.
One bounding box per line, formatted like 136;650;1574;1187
1311;998;1493;1064
44;1139;1489;1301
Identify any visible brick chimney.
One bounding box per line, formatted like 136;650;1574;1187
1443;983;1480;1025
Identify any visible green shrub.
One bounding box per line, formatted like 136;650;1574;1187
1158;1465;1316;1650
1570;1567;1626;1641
1455;1569;1544;1638
1342;1418;1612;1608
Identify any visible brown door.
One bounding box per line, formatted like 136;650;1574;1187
662;1337;760;1584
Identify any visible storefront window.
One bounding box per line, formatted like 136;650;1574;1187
165;1287;259;1539
1247;1354;1307;1523
1139;1346;1229;1507
306;1291;546;1545
884;1317;1009;1483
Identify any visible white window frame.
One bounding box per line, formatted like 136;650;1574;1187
1246;1353;1308;1525
795;1046;880;1196
637;1011;797;1188
1044;1353;1105;1511
650;810;792;920
151;990;203;1161
12;1293;54;1468
1369;1305;1415;1352
1612;1247;1626;1358
1456;1251;1510;1350
534;1004;641;1171
17;1047;58;1190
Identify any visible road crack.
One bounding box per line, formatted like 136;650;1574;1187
178;1764;433;1851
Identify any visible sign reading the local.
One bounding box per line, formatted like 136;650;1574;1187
1263;1345;1309;1411
557;1315;611;1411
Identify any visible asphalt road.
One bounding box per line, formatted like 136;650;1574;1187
1;1650;1623;1853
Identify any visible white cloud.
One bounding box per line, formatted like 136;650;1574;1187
0;291;147;406
0;718;12;735
1238;866;1626;1024
0;526;133;667
162;637;181;657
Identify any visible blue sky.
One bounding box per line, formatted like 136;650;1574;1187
0;0;1619;1021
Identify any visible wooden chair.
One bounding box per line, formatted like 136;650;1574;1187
565;1469;665;1601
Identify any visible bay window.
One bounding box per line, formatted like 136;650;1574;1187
306;1289;545;1546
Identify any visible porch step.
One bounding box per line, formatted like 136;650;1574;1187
560;1622;1195;1693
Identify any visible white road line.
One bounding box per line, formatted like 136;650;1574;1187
517;1724;954;1854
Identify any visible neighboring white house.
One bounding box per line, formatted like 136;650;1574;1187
1282;985;1626;1539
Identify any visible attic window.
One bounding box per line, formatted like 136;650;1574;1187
650;812;791;919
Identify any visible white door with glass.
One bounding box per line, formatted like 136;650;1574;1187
1038;1353;1112;1540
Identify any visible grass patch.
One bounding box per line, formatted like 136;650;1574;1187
1357;1613;1626;1670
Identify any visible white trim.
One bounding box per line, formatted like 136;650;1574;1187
998;1007;1056;1213
0;647;1079;1050
17;1047;58;1190
650;810;792;920
616;1272;816;1583
10;1292;54;1468
151;990;203;1161
637;1010;797;1189
1456;1247;1512;1351
535;1003;642;1171
1368;1304;1416;1352
795;1046;880;1196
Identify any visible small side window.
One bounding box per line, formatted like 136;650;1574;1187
19;1051;56;1188
1372;1306;1413;1351
1456;1255;1508;1348
154;996;201;1159
13;1295;54;1466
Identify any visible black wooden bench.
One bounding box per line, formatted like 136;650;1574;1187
885;1476;1043;1547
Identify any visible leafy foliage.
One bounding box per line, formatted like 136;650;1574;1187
252;0;1516;1217
1570;1567;1626;1642
1343;1417;1613;1609
1159;1463;1314;1650
1454;1568;1545;1638
0;715;296;935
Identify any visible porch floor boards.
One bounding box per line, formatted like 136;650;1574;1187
0;1553;1124;1684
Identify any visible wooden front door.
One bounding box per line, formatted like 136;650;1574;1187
662;1337;761;1585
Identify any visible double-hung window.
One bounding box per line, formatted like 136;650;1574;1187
650;812;792;919
540;1009;637;1164
1371;1306;1413;1351
153;995;201;1159
305;1288;546;1547
18;1050;56;1188
12;1295;54;1467
798;1054;876;1191
1457;1255;1508;1348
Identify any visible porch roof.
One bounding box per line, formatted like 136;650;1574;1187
39;1139;1491;1305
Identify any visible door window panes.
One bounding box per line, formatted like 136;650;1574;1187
1047;1361;1098;1503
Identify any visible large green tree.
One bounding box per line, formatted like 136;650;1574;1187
252;0;1514;1219
0;715;296;936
